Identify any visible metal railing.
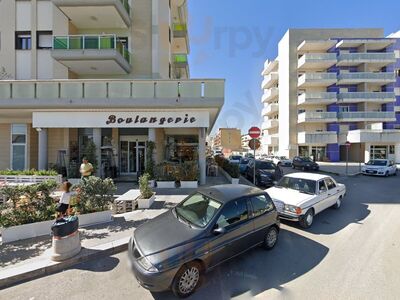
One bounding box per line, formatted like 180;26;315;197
338;72;395;81
298;111;337;121
338;111;396;119
53;34;131;64
299;53;337;61
299;73;337;80
298;131;338;144
338;92;395;100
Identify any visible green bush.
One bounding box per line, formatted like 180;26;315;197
139;173;153;199
214;157;240;179
144;141;156;180
0;169;59;176
155;162;177;181
72;176;116;214
0;180;58;228
177;161;199;181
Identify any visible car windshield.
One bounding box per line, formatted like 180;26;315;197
231;156;241;160
239;158;249;164
175;193;222;228
366;160;387;166
256;161;275;169
277;176;316;194
301;157;313;162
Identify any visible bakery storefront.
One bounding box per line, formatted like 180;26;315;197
29;110;209;184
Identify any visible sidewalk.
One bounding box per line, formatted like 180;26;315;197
317;162;363;176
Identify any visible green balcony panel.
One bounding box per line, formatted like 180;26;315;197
174;54;188;63
173;23;187;32
69;36;83;49
84;36;99;49
53;37;68;49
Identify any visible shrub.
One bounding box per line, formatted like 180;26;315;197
214;157;240;179
72;177;116;214
0;169;59;176
139;173;154;199
0;180;58;227
155;162;177;181
177;161;199;181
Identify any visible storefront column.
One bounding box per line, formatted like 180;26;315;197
199;127;206;185
93;128;102;176
38;128;48;170
148;128;156;162
395;143;400;164
364;143;371;163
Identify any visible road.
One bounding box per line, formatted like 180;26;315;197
1;172;400;300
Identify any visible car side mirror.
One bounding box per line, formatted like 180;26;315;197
213;226;226;235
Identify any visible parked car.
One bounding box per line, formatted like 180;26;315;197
266;173;346;228
292;156;319;171
272;156;292;167
361;159;397;176
239;157;251;174
129;185;280;297
245;159;283;187
229;155;242;164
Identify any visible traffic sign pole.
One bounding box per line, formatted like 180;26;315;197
248;127;261;186
253;138;256;185
345;141;351;176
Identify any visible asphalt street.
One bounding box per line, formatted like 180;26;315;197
1;171;400;300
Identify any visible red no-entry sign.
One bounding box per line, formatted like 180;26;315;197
248;126;261;139
345;141;351;148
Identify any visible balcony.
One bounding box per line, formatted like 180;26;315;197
261;73;279;89
262;134;279;146
337;92;395;104
298;112;337;123
51;0;131;28
262;103;278;116
337;72;396;85
261;87;279;103
297;53;337;70
172;54;189;79
337;53;396;67
346;129;400;143
298;92;337;106
297;73;337;87
52;35;131;75
262;59;278;75
172;23;189;54
262;119;279;129
338;111;396;122
297;40;337;52
298;132;338;144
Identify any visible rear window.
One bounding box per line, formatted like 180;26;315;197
366;160;387;166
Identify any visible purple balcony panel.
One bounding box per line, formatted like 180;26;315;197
327;123;340;133
327;143;340;162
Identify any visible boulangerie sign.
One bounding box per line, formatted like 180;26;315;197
33;111;210;128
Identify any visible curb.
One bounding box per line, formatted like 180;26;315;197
0;236;129;290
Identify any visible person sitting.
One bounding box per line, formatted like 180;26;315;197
56;181;74;220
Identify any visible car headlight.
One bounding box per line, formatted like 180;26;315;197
284;204;302;215
137;256;159;273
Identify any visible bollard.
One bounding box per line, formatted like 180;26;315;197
50;216;81;262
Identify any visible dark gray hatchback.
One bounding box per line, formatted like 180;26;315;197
129;184;280;298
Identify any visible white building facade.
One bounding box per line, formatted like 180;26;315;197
0;0;224;184
261;29;400;163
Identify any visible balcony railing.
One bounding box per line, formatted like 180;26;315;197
298;92;337;105
298;72;337;86
298;131;338;144
263;134;279;145
298;53;337;69
338;111;396;120
337;52;395;64
53;34;131;64
261;73;279;89
262;103;278;116
261;87;279;103
337;92;395;103
298;112;337;123
337;72;395;82
262;119;279;129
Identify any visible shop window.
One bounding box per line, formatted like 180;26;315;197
37;31;52;49
11;124;27;170
15;31;31;50
389;145;395;155
166;135;199;163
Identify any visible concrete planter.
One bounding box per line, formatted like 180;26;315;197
78;210;113;227
0;210;113;243
218;166;240;184
180;181;198;188
0;174;62;184
137;193;156;209
156;181;176;188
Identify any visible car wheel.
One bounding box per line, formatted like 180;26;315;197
385;171;389;177
263;226;278;250
333;196;342;209
299;209;314;228
292;164;296;169
172;261;203;298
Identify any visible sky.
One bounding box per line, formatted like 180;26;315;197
187;0;400;135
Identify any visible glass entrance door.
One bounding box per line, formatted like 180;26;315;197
120;140;146;175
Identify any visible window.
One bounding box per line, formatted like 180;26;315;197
325;178;337;190
216;199;248;228
318;180;327;193
15;31;31;50
250;195;274;217
37;31;52;49
339;106;350;112
11;124;27;170
389;145;395;155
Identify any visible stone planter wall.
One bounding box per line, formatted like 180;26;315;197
137;193;156;209
156;181;176;188
0;174;62;184
180;181;198;188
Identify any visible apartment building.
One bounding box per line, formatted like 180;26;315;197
213;128;242;153
261;28;400;163
0;0;225;184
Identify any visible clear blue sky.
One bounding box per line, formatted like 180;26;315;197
187;0;400;135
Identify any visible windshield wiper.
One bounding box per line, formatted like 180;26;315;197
298;190;314;195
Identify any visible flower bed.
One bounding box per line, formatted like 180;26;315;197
214;156;240;183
